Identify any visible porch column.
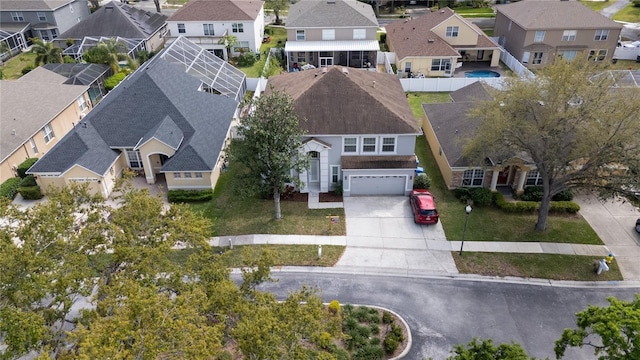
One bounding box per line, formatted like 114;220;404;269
144;153;156;185
490;49;500;67
516;169;527;194
490;170;499;191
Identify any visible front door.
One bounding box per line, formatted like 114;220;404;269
309;151;319;183
497;166;510;185
320;57;333;67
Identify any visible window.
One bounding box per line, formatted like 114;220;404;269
126;149;142;168
322;29;335;40
431;58;450;71
184;172;192;178
404;61;412;73
381;137;395;153
353;29;366;40
77;96;87;112
532;52;543;64
522;51;530;64
234;41;249;51
594;29;609;41
195;172;203;178
331;166;340;184
177;24;185;33
534;31;545;42
37;12;46;21
297;52;305;64
11;12;24;21
558;50;577;61
296;29;305;41
588;49;607;61
29;139;38;154
40;30;50;41
562;30;576;41
362;137;376;153
173;172;181;178
525;170;543;186
203;24;214;36
232;23;244;33
462;169;484;186
42;124;55;143
343;137;357;153
445;26;459;38
50;29;57;38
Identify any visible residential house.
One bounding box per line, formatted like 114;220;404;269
385;7;500;78
422;82;538;193
265;66;422;196
55;1;168;60
166;0;265;60
284;0;379;71
0;0;90;56
0;66;95;184
494;0;622;68
27;37;246;198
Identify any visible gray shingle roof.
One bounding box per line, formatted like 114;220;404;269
286;0;378;28
0;0;73;11
265;66;420;135
42;63;110;86
137;116;184;151
168;0;263;22
57;1;167;39
0;67;89;163
496;0;623;30
422;82;492;167
29;56;239;175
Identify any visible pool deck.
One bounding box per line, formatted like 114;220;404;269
452;61;506;78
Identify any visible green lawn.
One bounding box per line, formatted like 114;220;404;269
579;0;616;13
0;52;36;79
188;171;346;237
236;26;286;78
613;3;640;22
454;7;496;18
454;253;623;281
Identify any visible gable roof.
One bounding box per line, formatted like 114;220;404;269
58;1;167;40
168;0;263;21
42;63;110;86
385;7;498;60
286;0;378;28
29;56;239;175
0;67;89;163
496;0;623;30
265;66;420;135
0;0;74;11
422;82;492;167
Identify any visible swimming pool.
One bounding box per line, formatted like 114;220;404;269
465;70;501;78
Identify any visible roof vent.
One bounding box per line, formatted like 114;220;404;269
342;67;349;75
372;80;376;88
322;67;328;74
327;0;336;3
11;129;16;135
440;10;445;13
428;39;435;43
82;123;87;128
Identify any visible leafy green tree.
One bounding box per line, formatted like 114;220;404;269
265;0;289;25
30;38;63;65
448;338;534;359
465;55;640;231
229;89;309;219
83;38;135;73
555;295;640;360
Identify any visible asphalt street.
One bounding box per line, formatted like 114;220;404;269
254;272;639;360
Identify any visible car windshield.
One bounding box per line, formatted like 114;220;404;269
419;209;437;216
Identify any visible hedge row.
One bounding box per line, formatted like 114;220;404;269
167;189;213;203
17;158;38;178
18;185;43;200
493;192;580;214
0;177;21;199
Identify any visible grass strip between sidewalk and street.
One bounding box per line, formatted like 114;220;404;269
453;253;623;281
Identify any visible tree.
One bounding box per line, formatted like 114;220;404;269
555;295;640;360
229;89;309;220
217;34;238;60
30;38;63;65
448;338;535;359
464;55;640;231
265;0;289;25
83;38;135;73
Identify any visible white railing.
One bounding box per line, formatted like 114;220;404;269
499;47;535;80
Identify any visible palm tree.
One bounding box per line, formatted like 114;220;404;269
30;38;63;65
217;34;238;61
83;38;136;73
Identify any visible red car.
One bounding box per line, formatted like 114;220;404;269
409;189;439;225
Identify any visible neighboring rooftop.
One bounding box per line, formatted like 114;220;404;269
265;66;420;135
286;0;378;28
495;0;623;30
0;0;75;11
168;0;263;21
42;63;110;86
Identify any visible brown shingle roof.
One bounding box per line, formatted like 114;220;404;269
168;0;263;22
341;155;417;169
265;67;420;135
496;0;622;30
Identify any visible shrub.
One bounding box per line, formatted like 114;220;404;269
383;334;399;355
379;33;387;44
18;185;42;200
17;158;38;178
469;187;493;207
453;187;471;202
413;173;431;189
105;72;127;91
390;323;404;342
328;300;341;315
552;189;574;201
0;177;21;200
167;189;213;203
494;192;580;214
369;313;380;323
370;323;380;335
20;174;37;187
353;344;384;360
312;331;333;350
549;201;580;214
521;186;544;201
343;317;358;332
236;51;257;67
332;348;349;360
22;65;34;75
633;0;640;7
333;181;343;196
63;55;76;63
136;50;150;64
354;306;370;321
381;311;393;324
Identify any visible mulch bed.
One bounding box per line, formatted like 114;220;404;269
281;191;343;203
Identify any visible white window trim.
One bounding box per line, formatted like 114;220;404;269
173;172;181;178
232;23;244;33
203;24;214;36
37;12;46;21
353;28;366;40
11;12;24;21
77;96;87;112
42;124;55;143
534;31;545;42
330;165;341;184
29;138;38;154
342;137;358;154
594;29;609;41
184;172;192;178
462;169;484;187
381;137;397;154
445;26;459;38
562;30;577;41
361;137;377;153
296;29;305;41
322;29;335;41
177;23;185;33
195;172;203;178
125;148;143;169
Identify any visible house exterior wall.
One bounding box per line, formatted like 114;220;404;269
146;24;168;52
395;56;460;78
421;122;454;189
165;171;213;190
431;16;479;46
286;27;377;42
137;139;177;184
51;0;91;34
62;165;105;197
1;91;90;184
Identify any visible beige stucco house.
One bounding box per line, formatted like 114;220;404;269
0;67;95;184
386;7;500;78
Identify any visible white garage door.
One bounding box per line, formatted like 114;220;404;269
349;175;406;195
